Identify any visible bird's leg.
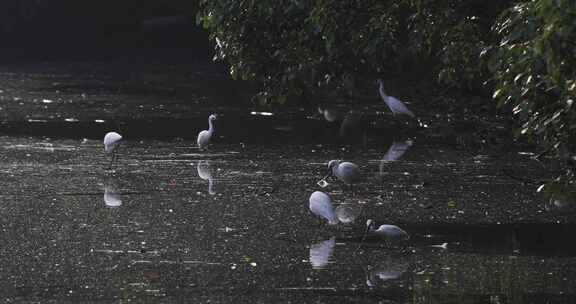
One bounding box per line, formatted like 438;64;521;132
109;150;119;171
114;149;121;167
107;153;114;171
401;242;409;253
383;237;391;249
352;226;369;258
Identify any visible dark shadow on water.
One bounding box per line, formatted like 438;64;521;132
340;223;576;257
0;112;419;147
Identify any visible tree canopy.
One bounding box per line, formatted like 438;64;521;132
198;0;576;188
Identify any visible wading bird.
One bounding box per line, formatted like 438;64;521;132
309;191;339;225
376;79;415;118
197;114;217;149
326;160;361;185
103;131;122;170
366;219;410;245
382;140;414;162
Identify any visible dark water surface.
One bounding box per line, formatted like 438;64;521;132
0;62;575;303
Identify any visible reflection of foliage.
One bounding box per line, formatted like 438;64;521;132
538;181;576;208
492;0;576;177
198;0;576;183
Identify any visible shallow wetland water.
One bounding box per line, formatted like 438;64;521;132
0;62;574;303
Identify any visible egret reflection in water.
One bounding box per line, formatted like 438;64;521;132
318;106;345;122
382;140;414;162
197;160;216;195
103;182;122;207
380;139;414;174
309;237;336;269
335;203;362;224
366;259;409;287
545;194;576;212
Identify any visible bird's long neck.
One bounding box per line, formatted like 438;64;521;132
367;222;376;232
331;164;338;176
208;118;214;133
378;81;388;99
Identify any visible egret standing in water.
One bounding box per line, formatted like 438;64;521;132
309;191;339;225
197;114;217;149
326;160;361;185
376;79;415;118
366;219;410;246
103;131;122;170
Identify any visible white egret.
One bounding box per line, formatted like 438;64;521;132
103;131;122;169
197;160;216;195
376;79;415;118
309;191;339;225
197;114;217;149
103;184;122;207
366;219;410;244
326;160;361;185
309;237;336;269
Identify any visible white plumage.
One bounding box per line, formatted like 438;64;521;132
366;219;410;242
377;79;415;117
309;191;339;225
328;160;361;185
197;114;217;149
103;132;122;153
